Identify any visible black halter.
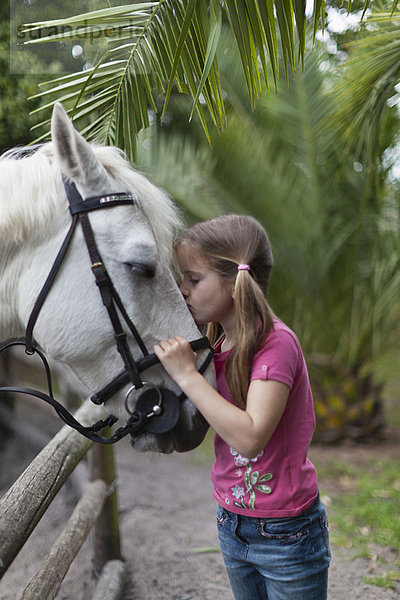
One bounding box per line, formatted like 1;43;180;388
0;176;213;444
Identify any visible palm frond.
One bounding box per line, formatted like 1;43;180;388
26;1;226;159
328;12;400;164
21;0;326;155
22;1;399;159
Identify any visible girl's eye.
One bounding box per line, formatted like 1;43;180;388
189;277;200;285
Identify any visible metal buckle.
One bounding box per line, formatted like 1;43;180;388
91;261;106;272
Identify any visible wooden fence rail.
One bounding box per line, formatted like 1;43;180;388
0;399;126;599
20;479;107;600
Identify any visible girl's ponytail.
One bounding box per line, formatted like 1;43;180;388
226;267;274;408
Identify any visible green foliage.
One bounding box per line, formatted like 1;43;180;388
135;126;224;222
0;1;43;150
10;0;117;79
24;0;231;153
13;0;351;159
320;458;400;549
364;573;400;589
4;1;400;167
316;456;400;589
329;9;400;166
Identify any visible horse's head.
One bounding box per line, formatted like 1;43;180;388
3;103;215;453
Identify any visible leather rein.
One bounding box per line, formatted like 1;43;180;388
0;176;213;444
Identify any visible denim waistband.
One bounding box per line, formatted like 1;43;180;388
218;492;322;523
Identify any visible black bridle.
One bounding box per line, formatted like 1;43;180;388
0;176;213;444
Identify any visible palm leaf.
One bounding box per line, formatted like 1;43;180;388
22;0;324;157
328;11;400;164
25;1;226;158
22;0;398;159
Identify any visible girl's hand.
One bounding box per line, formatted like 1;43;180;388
154;335;198;387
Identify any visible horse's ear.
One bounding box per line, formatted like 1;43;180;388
51;102;111;193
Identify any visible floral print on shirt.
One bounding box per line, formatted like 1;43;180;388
229;448;273;510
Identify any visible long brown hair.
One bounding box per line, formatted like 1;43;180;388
176;214;274;408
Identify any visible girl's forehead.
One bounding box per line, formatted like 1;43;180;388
176;245;209;272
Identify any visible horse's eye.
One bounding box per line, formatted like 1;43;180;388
124;261;156;278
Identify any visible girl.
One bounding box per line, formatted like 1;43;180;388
154;214;330;600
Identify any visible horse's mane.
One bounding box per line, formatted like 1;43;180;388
0;143;182;264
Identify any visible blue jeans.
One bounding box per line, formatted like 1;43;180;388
217;495;331;600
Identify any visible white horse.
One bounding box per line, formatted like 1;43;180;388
0;103;214;453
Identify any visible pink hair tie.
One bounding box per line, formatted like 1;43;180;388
237;264;250;271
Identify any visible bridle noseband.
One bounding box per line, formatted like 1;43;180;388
0;176;213;444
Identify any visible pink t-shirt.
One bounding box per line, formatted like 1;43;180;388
210;318;318;517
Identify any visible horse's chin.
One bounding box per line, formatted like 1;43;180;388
129;417;209;454
129;432;175;454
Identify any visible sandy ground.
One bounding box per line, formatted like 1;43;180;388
0;401;399;600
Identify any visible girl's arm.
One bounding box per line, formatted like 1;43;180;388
154;335;289;458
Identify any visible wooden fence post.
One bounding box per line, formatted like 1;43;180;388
0;400;106;577
19;480;107;600
90;434;123;574
91;560;126;600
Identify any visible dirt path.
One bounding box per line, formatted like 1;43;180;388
1;305;399;600
112;440;400;600
0;413;399;600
